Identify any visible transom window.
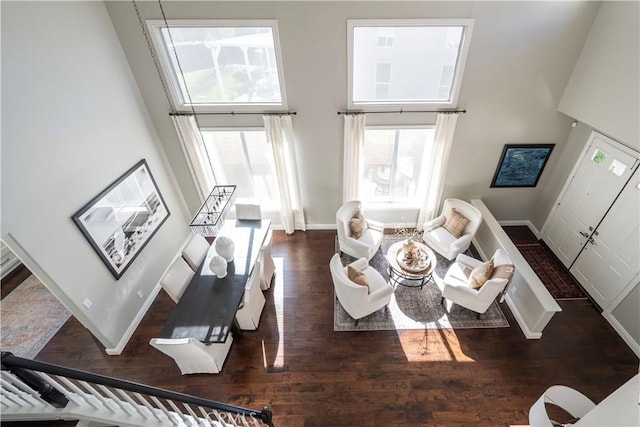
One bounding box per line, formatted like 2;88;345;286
148;20;287;111
362;126;435;204
201;129;280;208
348;19;473;108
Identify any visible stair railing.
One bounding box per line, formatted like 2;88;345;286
1;352;273;427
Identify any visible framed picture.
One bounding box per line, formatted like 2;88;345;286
72;159;170;279
490;144;555;188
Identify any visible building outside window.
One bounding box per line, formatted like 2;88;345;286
349;19;473;108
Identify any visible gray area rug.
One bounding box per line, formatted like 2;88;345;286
334;235;510;331
1;275;71;358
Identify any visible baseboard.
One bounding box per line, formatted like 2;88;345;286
295;224;336;230
505;294;542;339
498;220;541;239
105;284;162;356
602;311;640;358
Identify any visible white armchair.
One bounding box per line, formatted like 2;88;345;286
440;248;514;318
235;260;265;330
422;198;482;260
336;201;384;261
149;336;233;375
329;253;394;324
529;385;596;427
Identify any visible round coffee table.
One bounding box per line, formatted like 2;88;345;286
386;240;436;289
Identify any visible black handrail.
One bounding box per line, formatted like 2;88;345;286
1;352;273;426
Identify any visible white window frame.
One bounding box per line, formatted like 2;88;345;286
147;19;288;113
348;19;474;110
361;124;435;209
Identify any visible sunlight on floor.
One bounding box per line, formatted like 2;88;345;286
262;257;285;370
396;328;476;363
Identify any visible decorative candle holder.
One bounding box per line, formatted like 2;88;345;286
214;236;235;262
209;255;228;278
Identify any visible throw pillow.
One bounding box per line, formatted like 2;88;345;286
442;208;470;238
349;209;369;239
491;264;515;282
347;266;370;293
468;259;495;289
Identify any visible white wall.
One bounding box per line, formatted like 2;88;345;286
105;1;600;229
559;1;640;150
1;1;191;351
609;282;640;357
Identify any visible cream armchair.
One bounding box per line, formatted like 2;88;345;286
422;198;482;260
329;253;393;324
336;201;384;260
440;248;514;318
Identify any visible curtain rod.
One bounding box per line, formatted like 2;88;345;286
169;111;297;117
337;109;466;115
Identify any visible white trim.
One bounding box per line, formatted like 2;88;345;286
105;284;162;356
147;19;287;113
602;311;640;358
347;19;474;109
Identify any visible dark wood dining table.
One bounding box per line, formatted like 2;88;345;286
159;219;271;344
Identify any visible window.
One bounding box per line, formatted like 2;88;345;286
348;19;473;108
361;126;435;204
201;128;280;208
148;20;287;111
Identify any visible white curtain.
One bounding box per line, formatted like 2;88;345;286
171;115;215;200
342;113;366;203
417;113;459;226
263;115;306;234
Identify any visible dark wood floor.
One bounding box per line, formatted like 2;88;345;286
29;230;639;426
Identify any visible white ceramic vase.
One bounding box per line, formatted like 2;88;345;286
209;255;228;278
214;236;235;262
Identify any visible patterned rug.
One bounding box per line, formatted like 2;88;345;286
334;236;510;331
1;275;71;358
516;244;587;300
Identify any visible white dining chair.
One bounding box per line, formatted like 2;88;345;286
235;201;275;290
182;233;210;272
160;257;194;303
235;259;266;330
235;202;262;221
149;336;233;375
529;385;596;426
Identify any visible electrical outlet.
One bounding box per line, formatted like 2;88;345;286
137;290;144;299
83;298;92;309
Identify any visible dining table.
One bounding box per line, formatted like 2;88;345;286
159;219;271;344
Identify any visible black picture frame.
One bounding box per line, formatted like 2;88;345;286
72;159;170;279
490;144;555;188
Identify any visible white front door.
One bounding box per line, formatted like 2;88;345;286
570;168;640;308
542;133;638;267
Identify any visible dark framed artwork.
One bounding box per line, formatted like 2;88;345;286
490;144;555;188
72;159;170;279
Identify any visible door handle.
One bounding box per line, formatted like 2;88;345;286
579;231;590;238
